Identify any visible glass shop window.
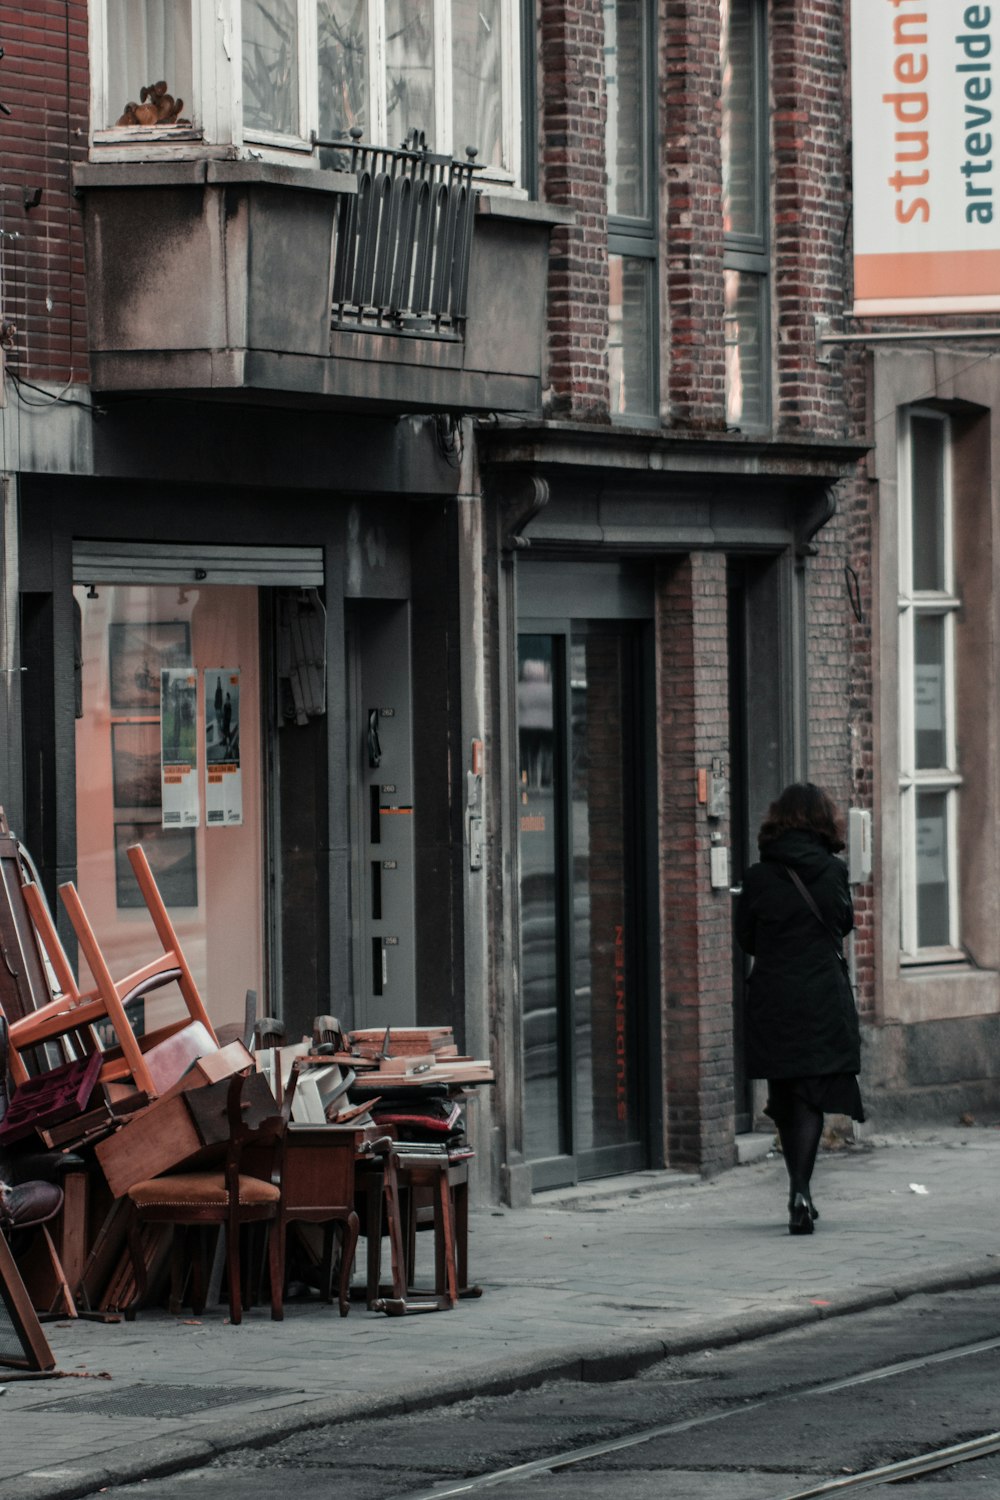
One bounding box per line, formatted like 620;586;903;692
74;583;264;1041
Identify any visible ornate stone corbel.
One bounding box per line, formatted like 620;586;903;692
498;474;550;551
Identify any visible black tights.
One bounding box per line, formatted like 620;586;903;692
776;1096;824;1204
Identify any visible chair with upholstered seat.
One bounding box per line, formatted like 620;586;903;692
123;1070;290;1324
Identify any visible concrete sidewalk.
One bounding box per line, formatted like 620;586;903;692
2;1123;999;1500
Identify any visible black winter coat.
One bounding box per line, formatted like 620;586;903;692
735;828;859;1080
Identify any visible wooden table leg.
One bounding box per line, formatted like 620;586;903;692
337;1210;359;1317
364;1161;384;1308
57;1170;89;1301
453;1170;482;1299
435;1169;458;1307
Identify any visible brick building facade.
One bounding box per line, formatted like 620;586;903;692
0;0;993;1204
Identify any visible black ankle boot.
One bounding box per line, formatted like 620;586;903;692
788;1193;814;1235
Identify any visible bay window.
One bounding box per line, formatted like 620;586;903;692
92;0;520;180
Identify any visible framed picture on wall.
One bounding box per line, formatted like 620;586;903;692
114;823;198;910
109;622;191;712
111;723;161;809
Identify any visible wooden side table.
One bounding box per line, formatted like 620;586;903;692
280;1122;384;1315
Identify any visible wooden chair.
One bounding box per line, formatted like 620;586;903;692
123;1070;290;1325
0;815;58;1027
7;845;217;1098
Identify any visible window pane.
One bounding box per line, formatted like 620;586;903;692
318;0;369;140
386;0;435;144
605;0;649;220
243;0;300;136
721;0;759;239
914;614;947;770
911;415;947;591
609;254;655;420
74;583;265;1036
724;268;767;429
106;0;193;130
452;0;502;167
915;789;951;948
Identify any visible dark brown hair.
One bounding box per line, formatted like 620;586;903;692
757;782;845;853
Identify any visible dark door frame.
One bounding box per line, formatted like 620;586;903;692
518;613;655;1189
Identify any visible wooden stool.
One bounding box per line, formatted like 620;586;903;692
375;1149;479;1315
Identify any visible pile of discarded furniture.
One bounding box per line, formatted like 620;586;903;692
0;811;492;1371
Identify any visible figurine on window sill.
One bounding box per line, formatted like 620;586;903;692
116;80;188;128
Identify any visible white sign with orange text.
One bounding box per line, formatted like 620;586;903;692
852;1;1000;313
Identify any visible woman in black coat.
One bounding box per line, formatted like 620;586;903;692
735;783;863;1235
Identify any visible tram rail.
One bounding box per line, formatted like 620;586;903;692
385;1333;1000;1500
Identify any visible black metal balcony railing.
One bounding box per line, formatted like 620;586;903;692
318;127;482;340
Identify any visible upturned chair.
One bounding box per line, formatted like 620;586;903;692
124;1068;291;1325
7;844;217;1098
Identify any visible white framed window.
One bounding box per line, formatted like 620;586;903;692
898;408;962;961
91;0;521;181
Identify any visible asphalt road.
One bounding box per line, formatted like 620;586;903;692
88;1284;1000;1499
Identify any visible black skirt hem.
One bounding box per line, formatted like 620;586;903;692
764;1074;865;1124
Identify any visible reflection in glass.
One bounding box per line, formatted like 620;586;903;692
518;637;566;1161
914;614;946;770
724;268;767;430
609;254;655;420
605;0;648;220
571;630;639;1154
721;0;758;238
318;0;369;140
910;416;947;592
74;583;264;1039
915;789;950;948
106;0;194;129
243;0;300;136
386;0;435;142
452;0;502;166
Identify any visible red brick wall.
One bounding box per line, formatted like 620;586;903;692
0;3;90;387
537;0;610;419
770;0;851;435
656;551;734;1174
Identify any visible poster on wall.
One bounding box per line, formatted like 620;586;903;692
205;669;243;826
851;2;1000;313
160;668;200;827
108;622;191;712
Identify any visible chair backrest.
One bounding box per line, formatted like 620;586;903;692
216;1068;294;1198
0;828;62;1023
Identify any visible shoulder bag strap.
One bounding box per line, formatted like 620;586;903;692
782;864;850;974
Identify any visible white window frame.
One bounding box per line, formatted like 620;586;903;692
897;407;962;962
90;0;521;183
